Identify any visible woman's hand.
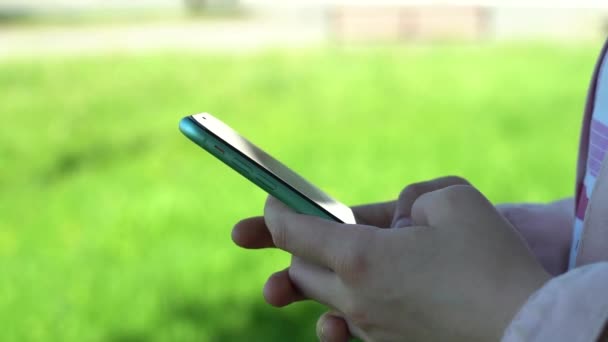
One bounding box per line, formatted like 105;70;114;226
232;176;470;340
234;182;550;341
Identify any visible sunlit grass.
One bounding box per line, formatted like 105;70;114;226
0;43;598;341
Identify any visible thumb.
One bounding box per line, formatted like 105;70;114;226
391;176;471;228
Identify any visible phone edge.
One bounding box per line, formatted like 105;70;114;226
179;116;346;223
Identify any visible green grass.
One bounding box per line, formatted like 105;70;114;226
0;43;598;341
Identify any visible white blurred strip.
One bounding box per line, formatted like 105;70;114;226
243;0;608;9
0;20;325;58
3;0;608;10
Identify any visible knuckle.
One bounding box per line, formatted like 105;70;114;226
398;183;424;203
434;185;479;208
443;184;478;198
337;232;372;284
343;300;370;328
269;218;288;250
347;251;369;281
399;176;470;202
412;183;482;224
444;175;471;186
335;253;363;283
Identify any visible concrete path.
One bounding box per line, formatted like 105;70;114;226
0;18;325;58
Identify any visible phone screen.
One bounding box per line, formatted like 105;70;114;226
186;113;355;224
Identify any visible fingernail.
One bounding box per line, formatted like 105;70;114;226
393;217;412;228
318;319;328;342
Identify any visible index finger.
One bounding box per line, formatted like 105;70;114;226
352;200;396;227
233;200;395;250
264;196;372;273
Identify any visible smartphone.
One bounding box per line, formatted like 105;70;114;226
179;113;356;224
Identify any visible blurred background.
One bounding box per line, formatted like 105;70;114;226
1;0;606;341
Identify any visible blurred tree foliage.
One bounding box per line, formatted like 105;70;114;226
184;0;239;15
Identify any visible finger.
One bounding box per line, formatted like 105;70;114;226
263;267;305;307
264;196;372;274
232;217;274;249
408;184;535;267
410;184;498;228
391;176;471;227
232;201;395;250
351;200;396;228
317;311;350;342
289;257;344;309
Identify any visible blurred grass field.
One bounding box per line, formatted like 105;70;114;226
0;43;598;341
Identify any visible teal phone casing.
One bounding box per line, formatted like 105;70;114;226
179;117;341;222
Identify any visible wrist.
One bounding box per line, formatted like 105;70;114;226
493;263;551;340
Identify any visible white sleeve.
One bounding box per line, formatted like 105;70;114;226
502;262;608;342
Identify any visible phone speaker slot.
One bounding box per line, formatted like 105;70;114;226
214;145;225;154
255;175;276;191
232;157;252;173
231;161;250;176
